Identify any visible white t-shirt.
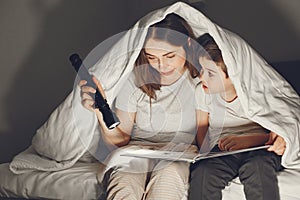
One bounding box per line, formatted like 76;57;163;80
195;85;268;149
116;70;199;144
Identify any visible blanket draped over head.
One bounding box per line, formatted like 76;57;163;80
9;2;300;175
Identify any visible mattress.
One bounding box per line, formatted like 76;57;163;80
1;162;300;200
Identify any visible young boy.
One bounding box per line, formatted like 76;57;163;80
188;33;284;200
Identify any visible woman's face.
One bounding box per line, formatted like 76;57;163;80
144;38;187;85
199;57;232;94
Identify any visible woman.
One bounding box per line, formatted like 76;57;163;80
80;14;200;200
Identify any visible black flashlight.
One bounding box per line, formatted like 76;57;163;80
69;53;120;129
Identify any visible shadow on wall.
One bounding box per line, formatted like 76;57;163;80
0;0;194;163
200;0;300;63
271;60;300;95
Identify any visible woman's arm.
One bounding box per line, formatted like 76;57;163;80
79;77;135;147
95;109;134;147
196;109;209;150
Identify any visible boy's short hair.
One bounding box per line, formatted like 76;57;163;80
196;33;228;78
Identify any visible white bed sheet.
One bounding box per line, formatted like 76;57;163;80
0;162;104;200
1;162;300;200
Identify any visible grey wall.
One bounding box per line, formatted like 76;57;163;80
0;0;299;163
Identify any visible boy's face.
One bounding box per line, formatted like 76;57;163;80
199;57;233;94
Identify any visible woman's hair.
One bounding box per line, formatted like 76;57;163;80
134;13;199;99
196;33;228;78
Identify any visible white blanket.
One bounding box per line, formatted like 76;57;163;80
1;162;104;199
10;1;300;175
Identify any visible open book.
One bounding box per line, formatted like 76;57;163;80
120;145;271;163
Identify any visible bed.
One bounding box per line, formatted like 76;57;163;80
0;162;104;200
1;161;300;199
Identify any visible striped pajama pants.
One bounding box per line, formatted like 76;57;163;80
105;161;190;200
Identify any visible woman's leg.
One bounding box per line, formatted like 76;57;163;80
106;169;147;200
239;150;282;200
105;156;155;200
144;161;190;200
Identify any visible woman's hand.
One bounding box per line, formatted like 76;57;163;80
79;76;133;147
265;132;286;155
218;133;269;151
78;76;106;112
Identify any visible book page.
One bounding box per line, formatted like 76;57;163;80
121;149;198;162
193;145;271;163
120;145;271;163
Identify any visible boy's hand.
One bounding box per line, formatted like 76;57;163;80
218;133;269;151
218;135;253;151
265;132;286;155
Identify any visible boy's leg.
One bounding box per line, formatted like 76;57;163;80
188;147;240;200
239;150;282;200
